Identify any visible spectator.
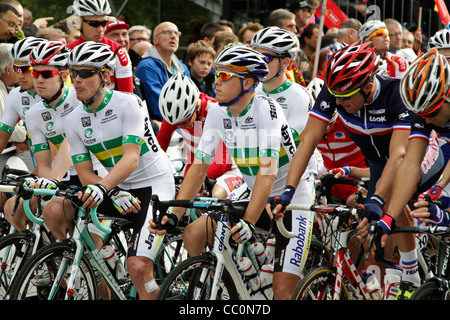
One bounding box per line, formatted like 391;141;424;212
0;3;19;43
285;0;317;36
299;23;320;62
268;8;297;34
186;19;203;44
22;8;32;29
128;25;151;51
104;19;130;51
185;40;215;96
52;15;81;44
199;22;225;47
0;43;17;107
36;27;68;43
212;30;238;57
135;21;190;122
359;20;409;79
217;19;234;33
402;28;414;49
385;18;403;53
68;0;133;93
237;22;263;44
336;18;361;45
4;0;53;38
132;40;152;57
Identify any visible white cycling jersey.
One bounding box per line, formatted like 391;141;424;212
196;94;296;194
256;79;318;178
64;89;174;190
0;87;40;142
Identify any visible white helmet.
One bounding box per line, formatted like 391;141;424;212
30;41;70;67
73;0;111;16
159;74;200;125
428;29;450;51
306;77;324;100
10;37;45;63
68;41;115;70
251;26;298;59
358;20;387;41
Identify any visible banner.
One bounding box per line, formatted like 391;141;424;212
315;0;349;29
435;0;450;26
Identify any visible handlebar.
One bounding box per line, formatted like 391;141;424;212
15;185;112;234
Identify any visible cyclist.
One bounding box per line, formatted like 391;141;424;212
157;73;243;198
306;77;369;207
383;49;450;298
150;45;315;300
69;0;133;93
0;37;45;167
358;20;409;79
64;41;175;299
267;41;444;294
251;26;316;204
3;41;80;232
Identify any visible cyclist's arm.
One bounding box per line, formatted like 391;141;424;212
0;130;11;155
156;119;177;151
372;129;410;201
385;137;428;220
285;115;328;189
33;139;72;180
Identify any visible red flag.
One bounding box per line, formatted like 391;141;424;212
315;0;349;29
435;0;450;26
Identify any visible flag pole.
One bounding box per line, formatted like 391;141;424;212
312;0;327;80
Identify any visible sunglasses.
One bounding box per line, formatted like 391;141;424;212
368;28;389;39
327;86;361;100
68;68;106;79
154;29;182;38
215;71;245;81
13;65;31;74
31;69;65;79
82;18;109;28
262;53;280;63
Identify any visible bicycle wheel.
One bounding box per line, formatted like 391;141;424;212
154;232;188;284
303;239;331;274
157;254;239;300
9;241;98;300
411;280;448;300
291;266;351;300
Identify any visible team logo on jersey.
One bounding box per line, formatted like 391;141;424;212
276;96;286;104
21;96;30;105
83;128;96;144
223;119;232;129
244;116;253;124
41;111;51;121
81;116;91;127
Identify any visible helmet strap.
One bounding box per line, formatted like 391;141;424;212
219;78;256;107
84;72;106;108
43;78;64;105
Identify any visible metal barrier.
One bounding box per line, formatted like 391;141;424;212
335;0;444;37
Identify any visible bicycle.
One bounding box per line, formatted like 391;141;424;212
154;196;329;300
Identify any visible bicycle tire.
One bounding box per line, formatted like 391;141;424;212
156;254;240;300
9;241;98;300
291;266;351;300
154;232;188;284
411;280;448;300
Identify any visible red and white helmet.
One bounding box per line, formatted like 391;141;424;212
29;41;70;67
324;41;379;93
159;73;200;125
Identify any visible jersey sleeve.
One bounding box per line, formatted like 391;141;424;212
0;91;21;134
121;94;146;144
25;109;50;153
195;110;222;165
409;112;432;141
113;47;133;93
309;85;336;123
156;120;177;151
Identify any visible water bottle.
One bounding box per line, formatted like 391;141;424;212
264;237;276;264
259;263;274;300
360;270;383;300
252;242;266;267
238;256;261;292
100;245;126;280
383;267;402;300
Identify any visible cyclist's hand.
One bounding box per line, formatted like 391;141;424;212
81;184;107;208
360;195;385;221
36;177;58;189
418;184;446;202
108;188;141;214
148;218;167;236
230;219;255;244
266;185;296;219
377;213;395;235
412;200;450;226
327;165;351;179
